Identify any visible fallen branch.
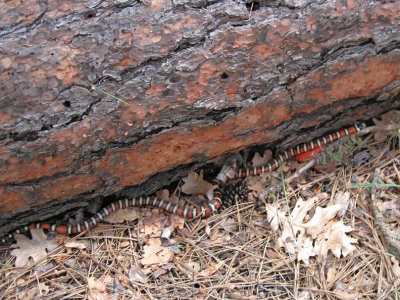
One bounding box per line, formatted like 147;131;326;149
370;168;400;257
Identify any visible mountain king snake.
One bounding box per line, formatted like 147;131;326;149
1;123;365;243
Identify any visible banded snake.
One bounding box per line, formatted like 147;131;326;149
1;123;365;243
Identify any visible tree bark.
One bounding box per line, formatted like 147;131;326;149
1;0;399;236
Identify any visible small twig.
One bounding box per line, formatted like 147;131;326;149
370;168;380;203
35;271;42;296
285;159;316;184
356;124;399;135
370;168;400;257
257;242;269;283
393;162;400;184
281;164;298;242
351;183;400;188
80;251;131;284
280;164;291;220
249;2;254;18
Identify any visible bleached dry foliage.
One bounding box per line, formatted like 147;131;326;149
1;112;400;299
266;193;357;264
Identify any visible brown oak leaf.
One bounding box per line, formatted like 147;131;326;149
11;229;58;267
181;170;216;200
373;110;400;142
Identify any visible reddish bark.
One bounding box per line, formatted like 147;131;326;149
1;0;399;235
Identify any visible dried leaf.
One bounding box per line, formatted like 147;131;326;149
221;218;237;233
252;150;272;167
265;203;288;232
375;110;400;125
87;277;106;292
315;221;357;259
266;197;357;264
391;256;400;277
196;261;224;277
64;239;90;250
153;268;167;278
140;238;174;266
129;265;148;284
297;291;311;300
87;277;108;300
372;110;400;142
10;229;58;267
203;219;211;235
104;208;140;223
186;261;201;273
331;191;350;217
273;198;315;254
304;204;341;238
246;176;263;193
156;189;170;202
139;214;184;240
332;289;363;300
120;241;131;248
380;199;400;219
181;170;215;200
266;249;282;259
297;237;316;264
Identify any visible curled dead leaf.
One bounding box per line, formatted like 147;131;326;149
266;197;357;264
372;110;400;142
314;221;357;259
304;204;341;238
196;261;224;277
181;170;215;200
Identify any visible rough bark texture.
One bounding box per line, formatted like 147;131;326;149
1;0;400;236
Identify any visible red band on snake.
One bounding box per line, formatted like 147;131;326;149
2;123;365;243
294;144;325;163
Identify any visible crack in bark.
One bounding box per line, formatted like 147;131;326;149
1;25;394;146
2;0;397;144
377;40;400;55
0;9;46;38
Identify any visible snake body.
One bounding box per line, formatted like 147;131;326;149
2;123;365;243
234;123;365;179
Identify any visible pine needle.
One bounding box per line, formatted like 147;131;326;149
90;83;129;106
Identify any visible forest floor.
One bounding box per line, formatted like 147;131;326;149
1;112;400;300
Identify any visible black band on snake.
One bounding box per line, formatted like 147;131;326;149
1;123;365;243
